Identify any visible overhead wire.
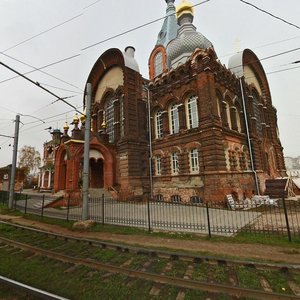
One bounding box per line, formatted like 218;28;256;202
81;0;211;51
218;34;300;60
239;0;300;31
83;0;104;10
1;0;299;139
0;61;82;114
2;14;83;53
0;52;82;91
228;47;300;71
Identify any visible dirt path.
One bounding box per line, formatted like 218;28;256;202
1;214;299;265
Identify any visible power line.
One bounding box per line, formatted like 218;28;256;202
0;53;82;91
81;0;211;51
267;64;300;76
83;0;104;10
260;48;300;62
22;106;83;127
240;0;300;30
38;83;83;94
219;34;300;60
0;105;19;114
2;14;83;53
20;107;83;133
228;47;300;71
0;61;82;114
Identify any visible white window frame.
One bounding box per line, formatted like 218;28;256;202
225;102;232;129
190;148;199;173
187;96;199;129
154;52;163;77
155;155;162;175
104;98;115;143
155;110;163;139
169;104;179;134
171;152;179;175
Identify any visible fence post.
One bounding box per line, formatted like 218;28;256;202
147;197;151;232
282;196;292;242
24;194;28;214
102;194;105;225
67;195;70;222
41;194;45;218
14;193;17;210
206;203;212;238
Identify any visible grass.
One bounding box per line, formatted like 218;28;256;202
259;270;292;294
192;262;209;281
235;266;261;289
0;246;155;299
1;206;300;250
165;260;189;278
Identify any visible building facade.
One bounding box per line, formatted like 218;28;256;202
0;165;26;192
49;0;286;202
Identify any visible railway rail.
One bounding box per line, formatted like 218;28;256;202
0;220;299;299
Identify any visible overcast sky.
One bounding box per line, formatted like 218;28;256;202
0;0;299;167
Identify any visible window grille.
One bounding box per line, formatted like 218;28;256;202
171;195;181;203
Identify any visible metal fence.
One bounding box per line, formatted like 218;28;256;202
7;192;300;240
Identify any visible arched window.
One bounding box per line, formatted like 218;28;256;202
225;101;232;129
169;103;179;134
171;195;181;203
252;90;263;137
190;148;199;173
216;92;222;119
104;97;114;143
229;149;238;171
154;52;163;77
235;104;242;133
190;196;202;204
186;95;199;129
155;155;162;175
155;110;163;139
171;152;179;175
154;194;164;202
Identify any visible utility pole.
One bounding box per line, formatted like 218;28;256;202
9;115;20;209
82;83;92;220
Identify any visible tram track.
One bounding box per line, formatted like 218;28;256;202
0;220;299;299
0;220;298;271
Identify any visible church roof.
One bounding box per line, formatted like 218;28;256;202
156;0;179;47
166;0;213;69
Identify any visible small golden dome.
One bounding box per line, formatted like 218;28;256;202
176;0;194;19
73;113;79;123
63;122;69;130
80;108;86;122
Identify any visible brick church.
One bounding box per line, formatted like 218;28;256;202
44;0;286;202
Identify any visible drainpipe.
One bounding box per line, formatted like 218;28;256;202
239;77;260;195
144;85;154;201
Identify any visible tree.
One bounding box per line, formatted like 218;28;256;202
18;146;41;175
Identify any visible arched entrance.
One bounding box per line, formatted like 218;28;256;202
90;158;104;188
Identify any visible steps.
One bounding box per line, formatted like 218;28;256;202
88;188;112;199
33;199;54;209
